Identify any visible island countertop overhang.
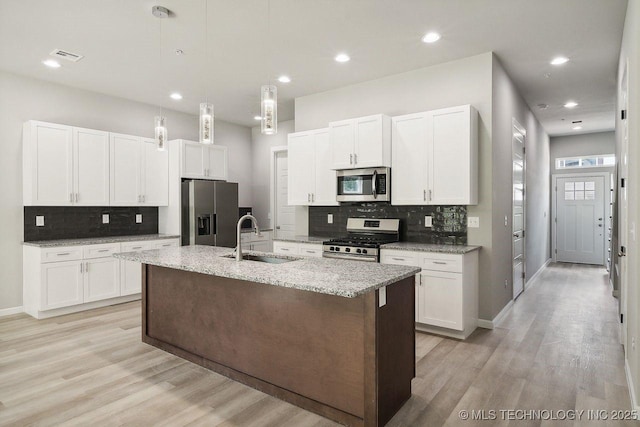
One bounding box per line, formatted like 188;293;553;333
114;245;421;298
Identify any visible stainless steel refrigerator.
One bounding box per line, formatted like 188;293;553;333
181;180;239;247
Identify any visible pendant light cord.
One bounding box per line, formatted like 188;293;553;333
159;13;163;119
205;0;209;104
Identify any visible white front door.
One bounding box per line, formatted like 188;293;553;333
556;176;605;265
512;122;526;299
275;151;296;239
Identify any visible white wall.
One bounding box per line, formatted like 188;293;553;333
550;131;616;175
492;56;551;316
0;70;252;310
295;53;498;319
617;0;640;409
250;120;294;228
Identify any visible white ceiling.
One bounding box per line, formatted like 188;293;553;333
0;0;628;135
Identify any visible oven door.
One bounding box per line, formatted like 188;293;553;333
336;168;389;202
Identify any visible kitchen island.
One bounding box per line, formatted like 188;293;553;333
115;245;421;427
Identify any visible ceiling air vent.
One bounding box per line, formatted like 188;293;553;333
49;49;84;63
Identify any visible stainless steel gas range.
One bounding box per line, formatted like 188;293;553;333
322;218;400;262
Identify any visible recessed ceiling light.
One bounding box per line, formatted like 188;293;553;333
169;92;183;100
278;75;291;83
335;53;350;63
551;56;569;65
564;101;578;108
254;115;262;121
572;126;583;130
537;103;549;110
42;59;61;68
421;32;441;43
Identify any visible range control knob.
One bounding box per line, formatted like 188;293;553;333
356;249;362;254
345;248;351;253
362;249;368;254
335;247;340;251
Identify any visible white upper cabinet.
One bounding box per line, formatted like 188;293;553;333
179;140;228;180
288;128;338;206
141;138;169;206
110;134;169;206
329;114;391;170
74;127;110;206
110;133;142;206
391;105;478;206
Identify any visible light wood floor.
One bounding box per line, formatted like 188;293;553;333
0;263;635;426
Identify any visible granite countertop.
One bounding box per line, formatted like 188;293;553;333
381;242;481;254
23;234;181;248
272;235;327;244
114;245;420;298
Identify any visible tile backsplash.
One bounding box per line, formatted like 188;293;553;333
309;203;467;245
24;206;159;242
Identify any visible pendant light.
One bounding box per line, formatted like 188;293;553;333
260;0;277;135
153;5;169;151
200;0;214;144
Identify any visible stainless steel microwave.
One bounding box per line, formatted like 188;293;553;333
336;167;390;202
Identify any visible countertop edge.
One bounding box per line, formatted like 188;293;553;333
23;234;181;248
380;243;481;254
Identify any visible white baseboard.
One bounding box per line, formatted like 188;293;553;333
526;258;552;290
625;358;640;411
478;299;514;329
0;306;24;317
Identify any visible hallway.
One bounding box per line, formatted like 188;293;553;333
389;262;635;426
0;263;636;426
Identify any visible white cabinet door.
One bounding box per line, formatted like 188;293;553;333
313;129;338;206
207;145;228;180
392;113;429;205
182;142;207;179
74;127;110;206
354;115;390;168
418;271;463;330
429;105;476;205
41;260;83;310
110;133;142;206
141;138;169;206
288;132;315;205
330;119;355;169
24;121;74;206
84;258;120;302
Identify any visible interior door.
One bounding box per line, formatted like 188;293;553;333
619;61;629;346
512;122;526;299
556;176;605;265
74;127;109;205
275;151;296;239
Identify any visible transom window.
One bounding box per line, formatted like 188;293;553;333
555;154;615;169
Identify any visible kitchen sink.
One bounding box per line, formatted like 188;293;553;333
222;254;297;264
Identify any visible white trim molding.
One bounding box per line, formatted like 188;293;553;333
478;300;514;330
525;258;552;292
269;145;288;232
625;359;640;412
0;306;24;317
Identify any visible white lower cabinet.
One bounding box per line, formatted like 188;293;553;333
23;238;180;319
241;230;273;252
273;240;323;257
380;248;479;339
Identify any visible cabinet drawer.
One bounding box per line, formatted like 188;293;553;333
41;247;83;263
153;239;180;249
83;243;121;259
298;243;322;257
422;255;462;273
273;242;299;255
121;241;155;252
380;253;420;267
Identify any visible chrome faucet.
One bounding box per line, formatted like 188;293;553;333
236;214;260;261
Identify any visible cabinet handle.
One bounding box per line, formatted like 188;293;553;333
349;154;353;165
85;262;88;272
132;246;143;250
305;250;315;254
75;193;79;203
80;262;83;273
56;252;71;256
428;189;432;201
308;193;311;203
281;248;289;251
143;195;146;203
392;257;406;261
432;261;447;265
311;193;315;203
98;249;110;253
354;153;357;165
423;190;426;201
419;274;422;286
69;193;73;203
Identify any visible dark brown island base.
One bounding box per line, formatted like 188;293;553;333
115;246;421;426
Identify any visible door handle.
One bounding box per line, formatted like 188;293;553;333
513;232;520;237
372;170;378;199
276;226;281;229
619;252;626;257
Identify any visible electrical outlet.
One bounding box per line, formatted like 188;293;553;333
468;217;480;228
102;214;110;224
35;216;45;227
504;215;508;227
504;279;508;288
424;216;433;227
327;214;333;224
136;214;143;224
